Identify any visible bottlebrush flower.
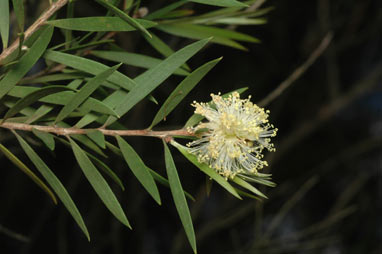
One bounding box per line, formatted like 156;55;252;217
187;92;277;179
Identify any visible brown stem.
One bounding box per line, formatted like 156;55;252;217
0;122;193;139
0;0;69;65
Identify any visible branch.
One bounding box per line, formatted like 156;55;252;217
0;122;193;139
0;0;69;65
259;32;333;107
269;63;382;165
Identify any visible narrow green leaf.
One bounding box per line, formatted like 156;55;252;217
64;0;75;49
159;9;195;19
148;167;195;202
105;140;194;201
8;86;119;117
117;136;161;205
0;0;10;48
32;128;55;151
19;73;88;85
46;17;156;31
3;86;74;122
55;64;121;123
184;87;248;127
213;17;267;25
171;141;241;199
95;0;153;38
62;39;114;53
44;50;137;91
26;104;54;124
188;0;248;7
0;142;57;204
91;50;189;76
105;38;211;126
232;176;268;199
150;57;221;128
86;152;125;191
56;137;125;191
145;0;188;20
67;79;83;89
14;133;89;241
86;130;105;149
157;23;259;50
0;26;53;100
143;32;174;57
163;141;196;254
11;0;24;32
142;32;191;71
235;188;262;201
241;175;276;187
69;138;131;228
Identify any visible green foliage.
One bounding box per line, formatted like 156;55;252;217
163;141;197;253
0;0;273;251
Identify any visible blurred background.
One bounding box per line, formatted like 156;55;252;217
0;0;381;253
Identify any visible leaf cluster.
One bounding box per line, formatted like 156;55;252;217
0;0;273;252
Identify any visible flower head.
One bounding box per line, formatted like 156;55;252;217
187;92;277;178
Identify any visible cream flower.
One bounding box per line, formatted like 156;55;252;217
187;92;277;178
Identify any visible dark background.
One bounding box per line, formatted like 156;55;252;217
0;0;381;253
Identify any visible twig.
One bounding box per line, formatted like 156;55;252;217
259;32;333;107
0;224;30;243
0;122;193;139
0;0;69;64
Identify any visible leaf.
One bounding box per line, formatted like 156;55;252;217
55;64;121;123
69;138;131;228
0;142;57;204
86;152;125;191
91;50;189;76
105;38;211;126
188;0;248;7
157;23;260;50
150;57;221;128
46;17;156;32
86;130;105;149
116;136;161;205
64;0;75;49
159;9;195;19
212;17;267;25
0;0;9;48
62;39;114;53
32;128;55;151
11;0;24;32
7;86;119;117
56;137;124;191
19;73;88;85
232;176;268;199
184;87;248;127
145;0;188;20
26;105;54;124
171;141;241;199
44;50;137;91
105;140;194;201
234;188;262;201
163;141;196;254
14;133;89;241
0;26;53;100
95;0;153;38
2;86;74;122
142;32;191;72
148;167;195;202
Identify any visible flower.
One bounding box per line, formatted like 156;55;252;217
186;92;277;178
